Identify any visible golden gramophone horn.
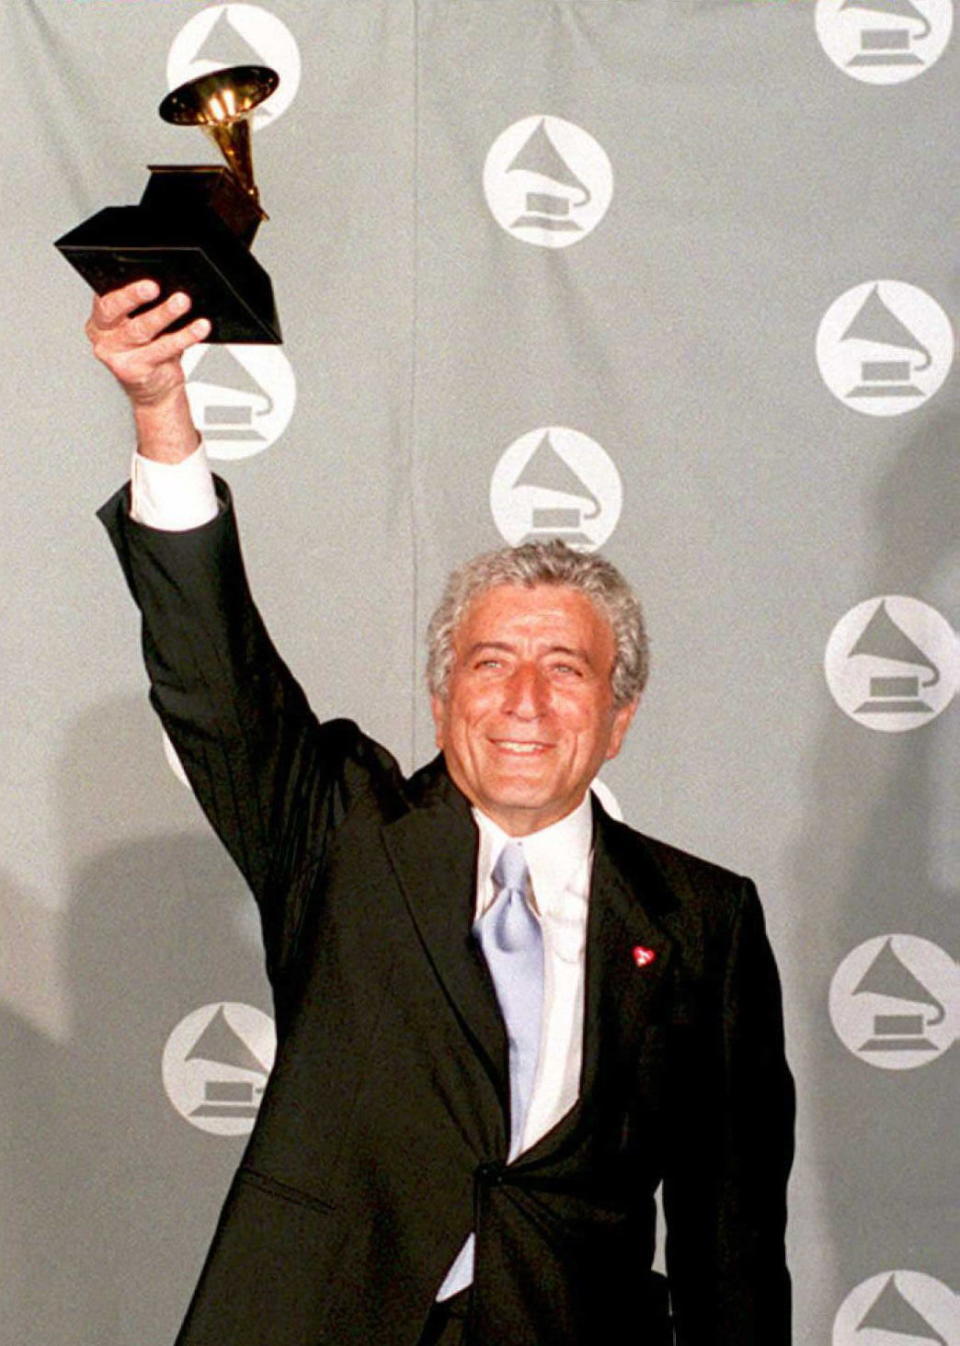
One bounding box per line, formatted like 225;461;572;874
159;65;279;202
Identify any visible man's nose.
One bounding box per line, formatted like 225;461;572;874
502;664;548;717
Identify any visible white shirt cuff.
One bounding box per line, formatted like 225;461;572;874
130;442;219;531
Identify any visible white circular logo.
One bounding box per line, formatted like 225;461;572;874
816;281;954;416
490;426;622;551
816;0;953;84
183;343;296;460
168;4;302;128
484;117;614;248
833;1270;959;1344
829;935;958;1069
162;1002;276;1135
590;778;623;822
824;596;960;732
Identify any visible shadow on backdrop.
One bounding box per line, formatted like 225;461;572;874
793;402;959;1322
5;696;271;1346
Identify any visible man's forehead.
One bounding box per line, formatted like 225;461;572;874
454;582;612;641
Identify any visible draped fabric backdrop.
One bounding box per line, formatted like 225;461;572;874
3;2;958;1343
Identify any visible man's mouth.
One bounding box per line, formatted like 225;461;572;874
489;739;552;755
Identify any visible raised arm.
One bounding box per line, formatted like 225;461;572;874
88;283;398;990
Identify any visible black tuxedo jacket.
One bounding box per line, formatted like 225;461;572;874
101;482;794;1346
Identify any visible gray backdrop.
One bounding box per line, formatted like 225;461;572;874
3;1;958;1342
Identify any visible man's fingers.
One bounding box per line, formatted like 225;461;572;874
89;287;196;349
107;315;209;381
85;277;210;410
106;316;210;383
125;291;196;346
89;279;161;332
87;283;207;351
144;317;212;365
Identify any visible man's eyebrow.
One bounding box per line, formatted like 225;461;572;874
546;644;594;665
464;641;514;658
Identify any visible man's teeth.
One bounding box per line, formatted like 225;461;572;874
497;741;546;753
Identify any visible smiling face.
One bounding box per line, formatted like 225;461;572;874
431;583;637;836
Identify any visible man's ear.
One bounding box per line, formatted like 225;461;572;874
605;698;639;761
430;694;447;750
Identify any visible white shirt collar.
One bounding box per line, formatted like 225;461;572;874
472;792;594;920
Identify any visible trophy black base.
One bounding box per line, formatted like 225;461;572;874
55;167;281;344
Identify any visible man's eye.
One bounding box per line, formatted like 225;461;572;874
551;663;582;677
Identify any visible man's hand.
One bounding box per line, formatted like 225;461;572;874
86;280;211;463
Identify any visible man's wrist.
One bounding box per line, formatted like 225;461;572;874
133;385;201;464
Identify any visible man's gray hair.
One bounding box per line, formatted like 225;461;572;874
426;540;649;709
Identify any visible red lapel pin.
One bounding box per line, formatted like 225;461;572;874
632;945;657;969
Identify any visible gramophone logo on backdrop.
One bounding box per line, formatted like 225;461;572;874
182;342;296;460
824;596;960;732
489;427;623;551
829;935;958;1070
162;1002;276;1135
484;117;614;248
833;1270;959;1344
816;281;954;416
815;0;953;84
168;5;302;126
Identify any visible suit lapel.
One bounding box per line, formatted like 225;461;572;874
519;798;678;1166
381;762;509;1110
579;803;678;1105
382;769;679;1167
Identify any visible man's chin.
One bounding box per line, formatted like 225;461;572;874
473;780;578;833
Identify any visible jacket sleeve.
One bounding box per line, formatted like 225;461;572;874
662;879;795;1345
98;478;400;987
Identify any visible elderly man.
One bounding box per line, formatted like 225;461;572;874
88;282;794;1346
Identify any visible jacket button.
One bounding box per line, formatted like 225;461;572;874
476;1161;504;1187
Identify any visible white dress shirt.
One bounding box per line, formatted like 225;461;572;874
471;799;592;1158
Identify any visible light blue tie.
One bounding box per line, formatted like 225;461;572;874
436;841;545;1300
476;842;545;1157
